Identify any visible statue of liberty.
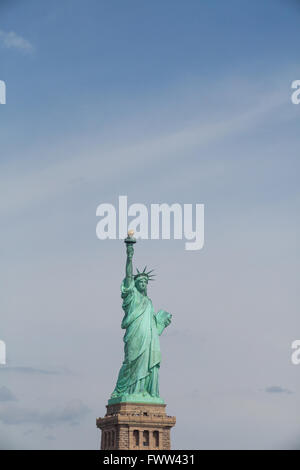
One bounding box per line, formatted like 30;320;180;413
109;231;172;404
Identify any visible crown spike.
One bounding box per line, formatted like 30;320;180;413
134;266;156;282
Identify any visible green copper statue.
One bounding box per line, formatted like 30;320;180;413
109;231;172;405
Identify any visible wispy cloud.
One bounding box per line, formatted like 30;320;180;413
0;365;71;375
0;30;34;53
0;386;17;402
0;85;289;216
265;386;293;395
0;400;90;427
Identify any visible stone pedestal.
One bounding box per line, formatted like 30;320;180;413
96;402;176;450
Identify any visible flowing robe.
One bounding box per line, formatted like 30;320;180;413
111;279;170;398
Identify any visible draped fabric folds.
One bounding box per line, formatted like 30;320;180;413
111;279;170;399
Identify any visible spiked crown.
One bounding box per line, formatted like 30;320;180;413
134;266;155;282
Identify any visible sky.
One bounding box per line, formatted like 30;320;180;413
0;0;300;450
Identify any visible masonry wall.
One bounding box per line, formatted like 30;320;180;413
97;402;176;450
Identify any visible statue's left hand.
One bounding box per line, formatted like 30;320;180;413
155;310;172;335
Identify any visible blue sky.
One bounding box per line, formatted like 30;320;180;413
0;0;300;450
1;0;300;149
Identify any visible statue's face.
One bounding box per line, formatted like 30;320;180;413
135;276;148;294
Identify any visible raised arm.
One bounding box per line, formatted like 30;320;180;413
124;243;134;288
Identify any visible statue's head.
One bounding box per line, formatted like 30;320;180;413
134;267;155;295
134;275;148;294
